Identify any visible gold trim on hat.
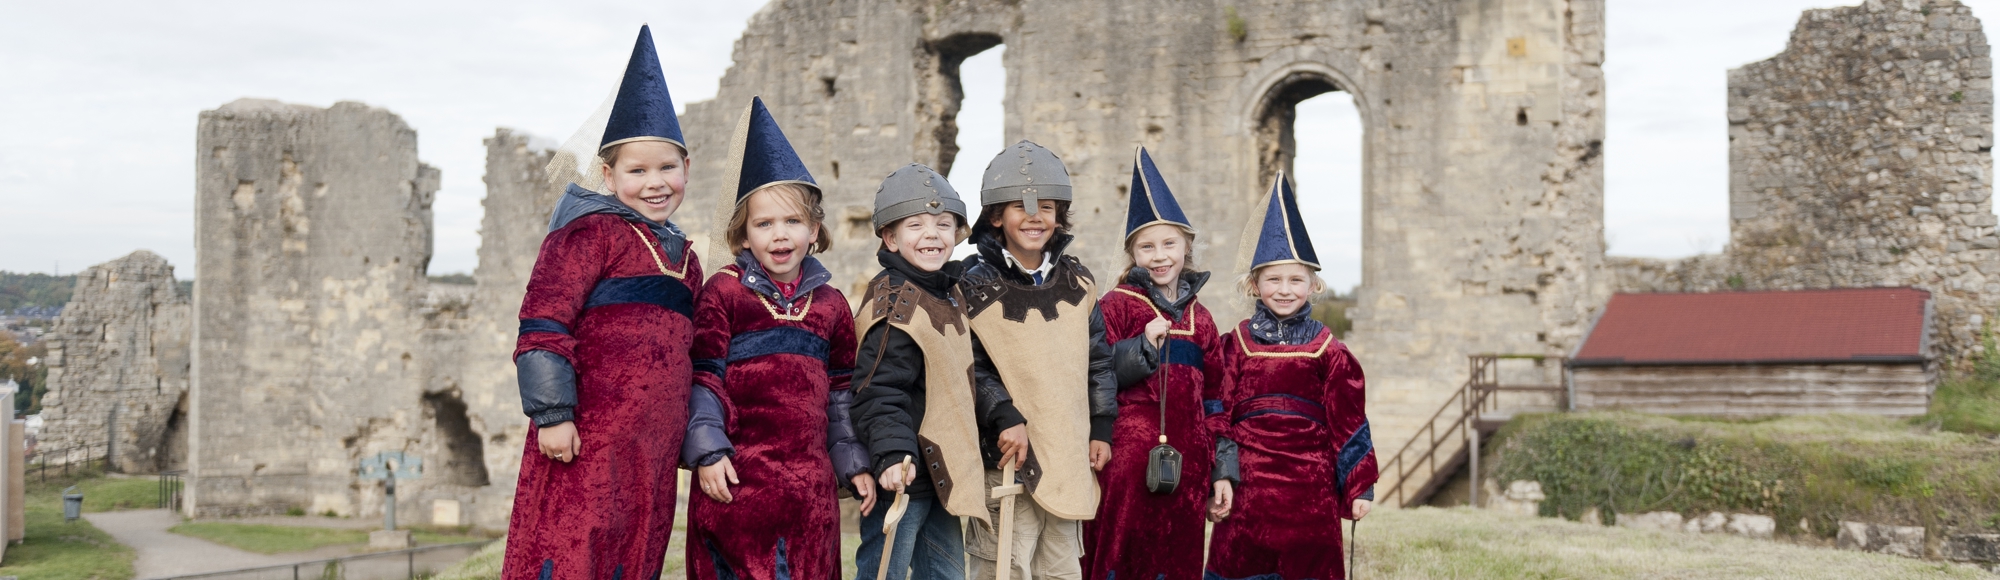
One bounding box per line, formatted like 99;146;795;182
598;135;687;156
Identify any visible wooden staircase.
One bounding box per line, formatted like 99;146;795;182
1380;354;1568;508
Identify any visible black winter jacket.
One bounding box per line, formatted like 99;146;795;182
851;249;967;498
961;227;1118;470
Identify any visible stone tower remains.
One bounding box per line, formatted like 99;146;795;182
189;99;445;518
38;250;191;473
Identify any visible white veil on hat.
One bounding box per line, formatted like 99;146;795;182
544;87;621;194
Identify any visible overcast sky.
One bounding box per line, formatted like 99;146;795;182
4;1;1996;294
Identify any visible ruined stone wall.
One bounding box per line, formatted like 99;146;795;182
38;251;190;473
189;99;446;518
674;0;1607;504
1616;0;1996;364
430;129;564;528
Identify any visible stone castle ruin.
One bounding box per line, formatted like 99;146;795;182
31;0;1992;527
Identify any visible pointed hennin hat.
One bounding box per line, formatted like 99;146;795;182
1245;171;1321;271
599;25;684;153
719;96;818;205
543;25;685;193
1124;147;1196;243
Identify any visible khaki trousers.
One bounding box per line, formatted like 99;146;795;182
965;468;1083;580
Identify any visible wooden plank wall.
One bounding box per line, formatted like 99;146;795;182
1571;363;1934;417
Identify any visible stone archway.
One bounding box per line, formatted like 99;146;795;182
1244;62;1378;298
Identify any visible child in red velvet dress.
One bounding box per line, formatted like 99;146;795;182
1083;148;1233;580
505;25;702;580
1206;173;1376;580
681;97;875;580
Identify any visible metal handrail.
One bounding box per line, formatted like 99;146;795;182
1380;354;1566;507
1380;356;1492;506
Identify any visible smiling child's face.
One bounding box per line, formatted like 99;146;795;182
600;141;688;223
1256;263;1317;317
1129;223;1190;289
884;213;960;273
991;200;1060;258
740;188;821;283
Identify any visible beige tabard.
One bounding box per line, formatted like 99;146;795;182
856;276;990;523
960;257;1101;521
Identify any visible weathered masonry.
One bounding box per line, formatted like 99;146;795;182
189;100;452;519
670;0;1609;504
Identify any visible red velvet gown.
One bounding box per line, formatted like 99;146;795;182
684;263;857;580
1082;284;1226;580
1206;322;1377;580
504;213;704;580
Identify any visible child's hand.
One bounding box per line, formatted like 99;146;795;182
997;424;1031;469
1209;480;1234;522
879;459;915;493
538;422;581;463
1144;315;1170;349
698;457;738;503
1351;498;1372;521
1089;441;1112;471
852;474;878;515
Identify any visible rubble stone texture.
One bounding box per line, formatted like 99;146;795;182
1618;0;1996;363
441;129;565;527
1838;520;1929;558
189;99;448;520
671;0;1609;505
37;251;191;473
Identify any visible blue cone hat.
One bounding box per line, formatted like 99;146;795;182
1124;147;1195;243
1248;171;1321;271
721;96;818;205
599;25;684;153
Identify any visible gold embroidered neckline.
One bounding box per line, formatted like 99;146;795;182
624;223;685;280
722;267;813;321
1111;287;1197;336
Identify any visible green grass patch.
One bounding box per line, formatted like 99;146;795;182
1916;377;2000;435
169;522;487;555
1488;412;2000;537
1361;507;1990;579
444;508;1993;579
76;478;163;513
0;471;136;580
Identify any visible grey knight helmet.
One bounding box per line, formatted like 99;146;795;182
979;140;1073;216
872;163;969;232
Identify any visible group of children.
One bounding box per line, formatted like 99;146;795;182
502;26;1379;580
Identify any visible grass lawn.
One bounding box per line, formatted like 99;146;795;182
75;477;163;513
440;506;1988;580
437;476;862;580
1359;507;1992;579
0;470;136;580
168;522;489;554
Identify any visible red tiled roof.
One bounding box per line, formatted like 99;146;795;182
1572;287;1930;366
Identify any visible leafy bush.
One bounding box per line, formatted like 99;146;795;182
1488;413;2000;537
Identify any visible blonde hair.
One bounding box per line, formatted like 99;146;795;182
1123;224;1198;272
597;140;687;169
1236;263;1327;298
726;183;831;254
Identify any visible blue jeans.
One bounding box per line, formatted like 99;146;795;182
856;494;965;580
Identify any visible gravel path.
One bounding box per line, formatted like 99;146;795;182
82;509;350;579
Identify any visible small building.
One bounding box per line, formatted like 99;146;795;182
1570;287;1934;417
